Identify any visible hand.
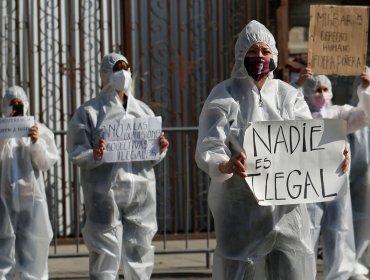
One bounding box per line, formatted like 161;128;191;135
295;67;313;87
29;125;39;144
159;132;169;154
219;151;247;177
93;139;106;161
361;70;370;88
341;145;350;173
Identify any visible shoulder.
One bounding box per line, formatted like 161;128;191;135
79;94;107;111
130;96;155;117
275;79;300;95
73;94;108;119
270;79;303;104
205;79;234;104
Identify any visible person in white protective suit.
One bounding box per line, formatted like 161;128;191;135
0;85;58;279
348;66;370;280
195;20;320;280
67;52;169;280
299;73;370;280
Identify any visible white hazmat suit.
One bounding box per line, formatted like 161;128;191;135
195;20;315;280
302;74;370;280
348;66;370;279
0;86;58;279
67;53;166;280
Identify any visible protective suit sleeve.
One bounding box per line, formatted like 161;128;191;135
195;91;235;182
30;123;59;171
150;148;168;166
342;84;370;134
67;108;104;170
357;83;370;119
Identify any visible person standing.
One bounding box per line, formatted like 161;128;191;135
67;52;169;279
300;73;370;280
0;85;58;279
348;66;370;280
195;20;317;279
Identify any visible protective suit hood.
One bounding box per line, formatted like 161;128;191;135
100;52;129;88
303;75;333;112
2;85;29;117
231;20;278;79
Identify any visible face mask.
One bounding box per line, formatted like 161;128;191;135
110;70;131;93
244;57;275;81
290;72;301;84
311;93;332;109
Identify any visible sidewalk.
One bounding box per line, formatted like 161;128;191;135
48;239;328;280
49;239;214;279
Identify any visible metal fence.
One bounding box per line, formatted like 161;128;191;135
0;0;273;262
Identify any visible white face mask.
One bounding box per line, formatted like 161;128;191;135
109;70;131;93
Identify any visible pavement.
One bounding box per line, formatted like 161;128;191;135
49;239;214;280
48;239;330;280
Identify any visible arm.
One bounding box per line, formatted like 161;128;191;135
356;70;370;119
30;123;59;171
66;108;105;170
195;92;246;181
292;67;313;88
159;132;169;155
149;131;169;167
341;73;370;134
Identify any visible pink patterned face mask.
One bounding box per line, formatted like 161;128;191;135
244;57;275;81
311;93;332;109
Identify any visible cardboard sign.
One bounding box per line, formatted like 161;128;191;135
307;5;369;76
102;116;162;162
0;116;34;139
244;119;347;206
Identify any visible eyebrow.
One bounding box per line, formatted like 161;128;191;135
248;45;271;51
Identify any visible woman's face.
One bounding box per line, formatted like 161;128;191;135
9;98;23;106
314;86;329;95
9;98;24;117
246;42;273;59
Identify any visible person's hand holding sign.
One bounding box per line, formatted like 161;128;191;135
361;70;370;89
29;125;39;144
341;145;350;174
295;67;313;87
94;139;106;161
159;132;169;154
218;151;247;178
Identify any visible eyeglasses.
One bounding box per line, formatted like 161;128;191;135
113;60;130;72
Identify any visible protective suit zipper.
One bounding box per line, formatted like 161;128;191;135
258;89;263;107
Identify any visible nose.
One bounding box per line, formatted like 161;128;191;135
256;49;264;57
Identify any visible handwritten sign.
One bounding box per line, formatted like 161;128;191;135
307;5;369;76
0;116;34;139
102;116;162;162
244;119;347;206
